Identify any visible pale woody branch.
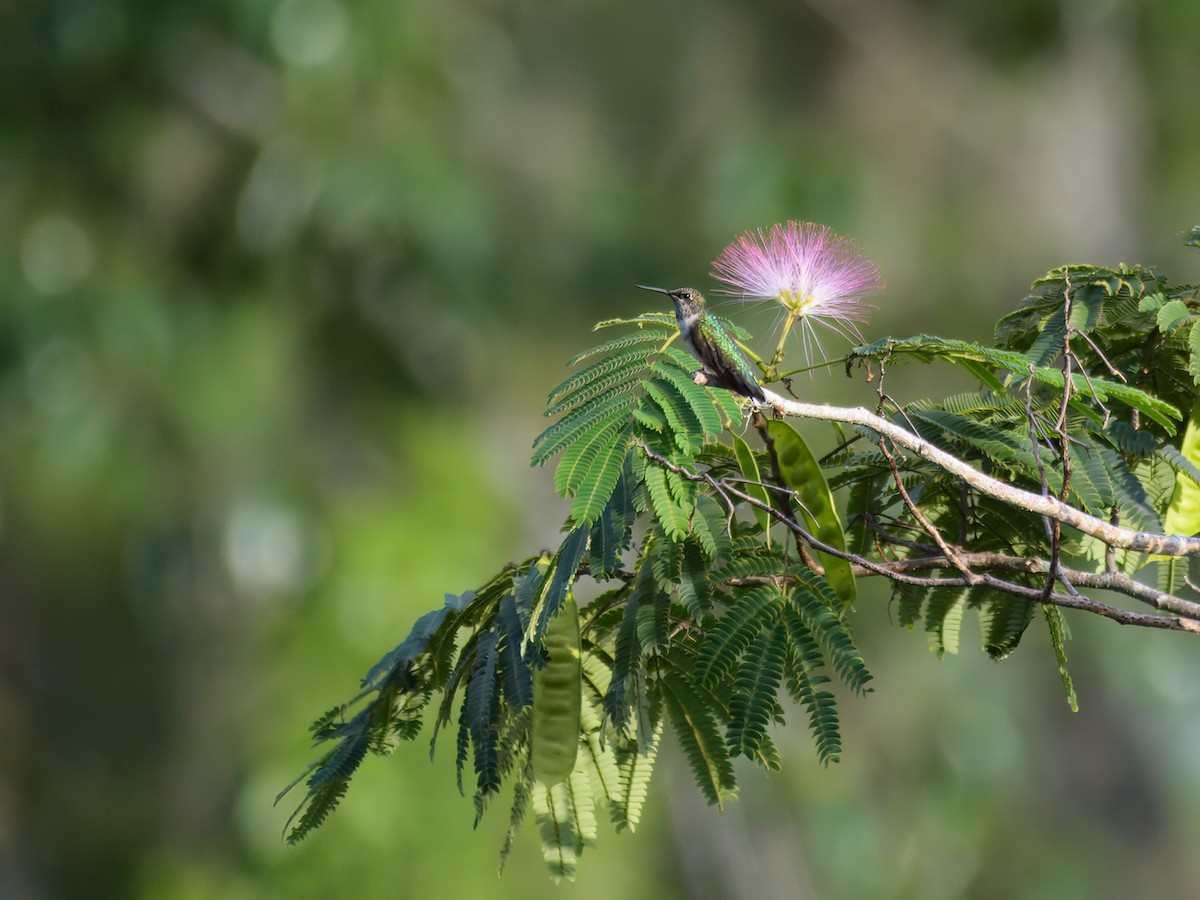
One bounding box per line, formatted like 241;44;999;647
636;398;1200;634
762;389;1200;558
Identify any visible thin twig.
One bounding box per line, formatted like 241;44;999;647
881;551;1200;620
879;438;980;584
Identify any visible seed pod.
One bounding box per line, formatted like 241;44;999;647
531;594;581;786
767;419;857;608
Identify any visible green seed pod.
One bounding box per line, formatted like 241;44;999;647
767;419;857;608
531;594;582;786
1164;401;1200;538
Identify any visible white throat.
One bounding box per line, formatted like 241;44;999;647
676;307;701;337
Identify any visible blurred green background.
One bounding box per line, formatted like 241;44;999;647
2;0;1199;897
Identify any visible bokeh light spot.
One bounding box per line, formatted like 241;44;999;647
21;214;94;295
270;0;348;67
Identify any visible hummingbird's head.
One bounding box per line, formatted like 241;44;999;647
636;285;706;318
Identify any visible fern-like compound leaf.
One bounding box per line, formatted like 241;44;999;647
642;377;705;456
923;588;968;658
604;583;645;730
791;575;873;695
660;666;737;809
564;325;672;367
531;524;590;642
1044;606;1079;712
532;391;637;467
695;585;784;687
533;780;581;883
465;629;502;811
643;463;691;541
978;593;1035;661
781;608;842;766
569;436;631;526
498;762;533;875
651;357;726;441
726;624;786;764
611;708;663;833
497;594;533;710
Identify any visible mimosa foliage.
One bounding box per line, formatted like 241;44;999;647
285;242;1200;879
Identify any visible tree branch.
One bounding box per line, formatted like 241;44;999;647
880;551;1200;622
760;389;1200;557
635;442;1200;634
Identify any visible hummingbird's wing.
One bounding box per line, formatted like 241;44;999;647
693;318;766;403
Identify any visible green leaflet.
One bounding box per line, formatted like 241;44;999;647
281;726;369;843
554;418;625;496
1068;283;1106;333
676;540;713;619
1069;442;1116;514
1107;450;1161;534
1026;306;1068;366
498;762;532;874
604;571;648;728
852;334;1034;380
538;317;744;531
732;434;774;548
578;666;621;808
907;407;1048;485
497;595;533;709
766;420;857;609
635;573;671;651
279;590;475;843
585;312;677;337
893;582;930;629
532;391;636;467
545;348;655;415
537;326;702;531
586;470;634;578
709;551;788;583
1033;368;1180;434
360;590;471;690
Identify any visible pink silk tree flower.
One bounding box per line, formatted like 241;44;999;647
711;221;883;365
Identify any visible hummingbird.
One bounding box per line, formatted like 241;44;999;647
637;285;766;403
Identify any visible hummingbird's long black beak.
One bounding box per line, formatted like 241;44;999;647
636;284;671;295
